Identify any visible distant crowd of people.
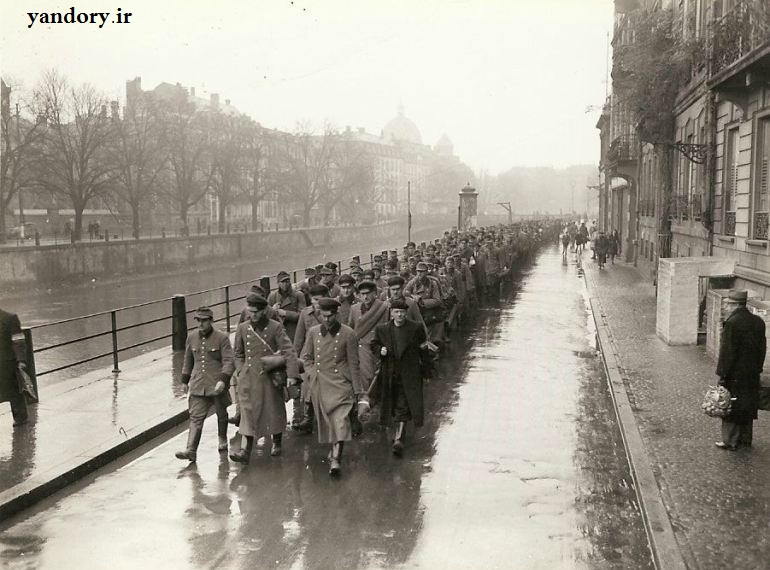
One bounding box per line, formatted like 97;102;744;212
560;220;620;269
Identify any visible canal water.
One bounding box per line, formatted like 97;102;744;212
0;245;654;569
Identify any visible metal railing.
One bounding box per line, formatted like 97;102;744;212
724;211;737;236
753;211;769;239
607;134;638;164
711;0;770;75
25;252;380;390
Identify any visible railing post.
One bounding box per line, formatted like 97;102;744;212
225;286;231;333
110;310;120;373
22;327;39;403
292;270;298;283
172;294;188;351
259;275;271;295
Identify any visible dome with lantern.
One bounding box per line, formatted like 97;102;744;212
383;104;423;145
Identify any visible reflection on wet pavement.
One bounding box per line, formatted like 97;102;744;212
0;246;654;570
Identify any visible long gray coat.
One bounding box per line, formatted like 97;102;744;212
233;319;299;438
0;309;25;403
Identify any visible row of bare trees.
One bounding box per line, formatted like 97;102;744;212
1;70;377;242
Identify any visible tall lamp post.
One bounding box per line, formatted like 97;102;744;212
407;180;412;243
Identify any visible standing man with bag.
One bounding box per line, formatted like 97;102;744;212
0;308;29;427
715;289;767;450
230;294;300;464
176;306;234;462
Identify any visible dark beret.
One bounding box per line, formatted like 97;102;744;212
325;262;338;270
389;299;409;311
387;275;405;287
338;274;356;285
304;267;316;276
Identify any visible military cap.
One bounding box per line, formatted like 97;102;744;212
390;299;409;311
338;274;356;286
387;275;405;287
406;241;416;248
309;284;330;297
416;262;428;271
728;289;748;302
246;293;268;309
324;261;338;271
408;256;417;262
315;264;325;273
389;249;398;255
352;255;361;262
277;270;291;282
317;297;341;313
250;284;267;295
194;306;214;320
304;267;316;276
320;266;334;275
386;260;399;270
350;266;364;275
373;255;383;262
356;280;378;293
362;270;375;279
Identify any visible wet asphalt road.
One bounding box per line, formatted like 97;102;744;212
0;246;654;569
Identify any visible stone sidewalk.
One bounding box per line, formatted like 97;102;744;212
582;254;770;570
0;346;189;519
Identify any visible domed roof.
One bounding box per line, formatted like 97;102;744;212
383;105;422;145
436;133;452;147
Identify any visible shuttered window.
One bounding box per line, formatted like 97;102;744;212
753;119;770;239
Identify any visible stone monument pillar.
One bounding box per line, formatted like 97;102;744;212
458;183;478;231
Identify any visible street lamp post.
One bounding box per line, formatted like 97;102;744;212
407;180;412;243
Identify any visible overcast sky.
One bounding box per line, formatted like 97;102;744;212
1;0;613;174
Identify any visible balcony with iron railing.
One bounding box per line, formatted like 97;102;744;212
669;193;704;222
606;133;639;166
710;0;770;80
753;211;769;239
724;211;737;236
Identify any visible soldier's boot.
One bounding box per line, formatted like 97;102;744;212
296;402;314;434
329;442;344;476
392;422;406;457
217;415;228;453
290;396;303;429
270;433;282;457
175;423;203;462
229;435;253;465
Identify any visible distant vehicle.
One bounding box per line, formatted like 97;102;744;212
6;222;36;240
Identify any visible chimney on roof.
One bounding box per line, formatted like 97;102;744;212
211;93;220;109
190;86;195;97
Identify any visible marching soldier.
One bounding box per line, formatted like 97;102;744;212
230;294;300;464
405;262;445;347
300;297;367;476
1;308;29;427
320;266;341;297
348;281;389;394
267;270;306;343
337;274;358;325
176;306;234;462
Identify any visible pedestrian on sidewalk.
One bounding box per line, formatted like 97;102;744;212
595;231;609;269
230;294;300;465
0;309;29;427
176;306;234;462
715;289;766;450
608;231;618;264
371;299;430;456
300;297;367;476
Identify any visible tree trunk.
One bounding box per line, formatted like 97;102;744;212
0;203;7;244
179;203;189;226
73;203;85;242
303;205;312;228
131;202;141;239
250;195;259;231
218;197;226;233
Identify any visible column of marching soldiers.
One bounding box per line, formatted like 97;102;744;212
177;222;557;476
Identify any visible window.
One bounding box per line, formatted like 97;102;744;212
754;119;770;239
724;127;738;235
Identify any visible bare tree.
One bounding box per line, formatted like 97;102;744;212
210;112;251;232
275;123;336;227
326;137;376;223
0;79;44;243
30;70;116;241
108;97;167;238
240;122;271;231
160;93;215;228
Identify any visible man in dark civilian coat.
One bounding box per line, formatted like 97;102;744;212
0;308;29;426
371;299;430;456
716;289;767;450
